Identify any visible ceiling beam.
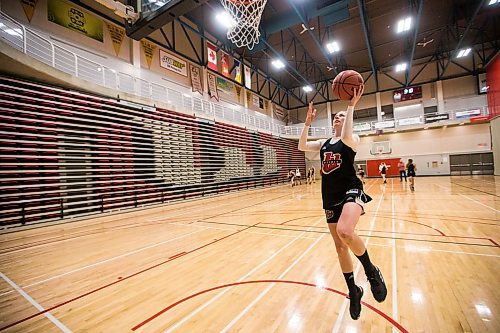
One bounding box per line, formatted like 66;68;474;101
405;0;424;86
440;0;486;78
287;0;338;76
357;0;378;91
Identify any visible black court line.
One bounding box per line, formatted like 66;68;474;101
450;181;500;197
193;220;499;248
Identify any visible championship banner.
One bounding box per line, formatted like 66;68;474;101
190;64;203;96
141;40;156;69
235;85;242;103
244;65;251;89
160;49;187;76
252;94;259;108
221;52;230;77
107;23;125;56
47;0;103;42
207;42;217;71
20;0;38;22
217;77;234;95
207;72;219;101
234;59;242;83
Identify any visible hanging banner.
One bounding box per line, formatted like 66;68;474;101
221;52;230;77
190;64;203;96
47;0;103;42
207;42;217;71
274;105;285;120
141;40;156;69
107;23;125;56
159;49;187;76
235;85;242;103
252;94;260;108
217;77;234;95
207;72;219;101
20;0;38;22
244;65;251;89
234;59;242;83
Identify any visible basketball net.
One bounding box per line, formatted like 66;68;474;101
219;0;268;50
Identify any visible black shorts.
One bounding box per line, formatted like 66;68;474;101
324;189;372;223
408;171;416;177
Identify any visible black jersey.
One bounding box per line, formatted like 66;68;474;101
320;138;363;209
407;163;416;176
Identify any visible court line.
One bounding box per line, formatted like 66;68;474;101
0;228;208;298
132;280;409;333
369;242;500;257
160;217;325;332
332;185;386;333
0;272;72;333
451;182;499;197
459;194;500;213
219;234;326;332
391;184;398;333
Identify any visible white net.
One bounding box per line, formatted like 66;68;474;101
219;0;268;50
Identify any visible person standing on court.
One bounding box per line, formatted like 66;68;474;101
379;162;388;184
298;86;387;320
407;159;417;191
397;159;407;182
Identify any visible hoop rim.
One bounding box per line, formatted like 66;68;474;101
224;0;264;4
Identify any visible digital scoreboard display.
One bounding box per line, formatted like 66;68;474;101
393;86;422;103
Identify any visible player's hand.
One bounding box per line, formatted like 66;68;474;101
305;101;317;126
349;84;364;107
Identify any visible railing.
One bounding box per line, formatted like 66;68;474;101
0;12;290;136
0;11;491;140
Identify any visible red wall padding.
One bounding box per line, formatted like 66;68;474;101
487;53;500;118
366;158;402;177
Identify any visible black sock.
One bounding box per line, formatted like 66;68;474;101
356;250;376;276
343;272;358;295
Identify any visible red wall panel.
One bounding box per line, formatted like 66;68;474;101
487;53;500;118
366;158;402;177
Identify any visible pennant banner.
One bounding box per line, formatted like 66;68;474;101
207;72;219;101
235;85;242;103
141;40;156;69
207;42;217;71
20;0;38;22
159;49;187;76
190;64;203;96
244;65;251;89
221;51;230;77
234;59;241;84
107;23;125;56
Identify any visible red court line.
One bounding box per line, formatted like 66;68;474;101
0;223;261;331
168;252;187;259
131;280;409;333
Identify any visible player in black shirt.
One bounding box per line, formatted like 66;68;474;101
407;159;417;191
298;86;387;320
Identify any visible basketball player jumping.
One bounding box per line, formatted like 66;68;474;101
298;86;387;320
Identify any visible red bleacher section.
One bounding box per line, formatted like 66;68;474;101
0;76;306;227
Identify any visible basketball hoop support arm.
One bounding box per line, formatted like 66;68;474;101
95;0;139;23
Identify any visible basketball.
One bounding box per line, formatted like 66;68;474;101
332;70;364;100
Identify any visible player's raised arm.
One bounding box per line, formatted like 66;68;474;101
298;101;324;152
340;85;364;150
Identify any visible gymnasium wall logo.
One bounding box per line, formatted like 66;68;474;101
322;152;342;174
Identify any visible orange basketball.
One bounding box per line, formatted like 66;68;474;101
332;70;364;100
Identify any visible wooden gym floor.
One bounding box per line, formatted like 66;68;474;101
0;175;498;332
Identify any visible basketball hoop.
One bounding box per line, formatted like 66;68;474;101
219;0;268;50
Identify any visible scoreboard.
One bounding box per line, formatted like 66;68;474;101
393;86;422;102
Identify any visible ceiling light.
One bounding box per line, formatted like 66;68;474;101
488;0;498;5
397;17;412;33
457;48;471;58
396;63;407;72
272;59;286;69
303;85;313;92
326;41;340;53
216;11;237;29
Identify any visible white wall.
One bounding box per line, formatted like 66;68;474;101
356;123;491;161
